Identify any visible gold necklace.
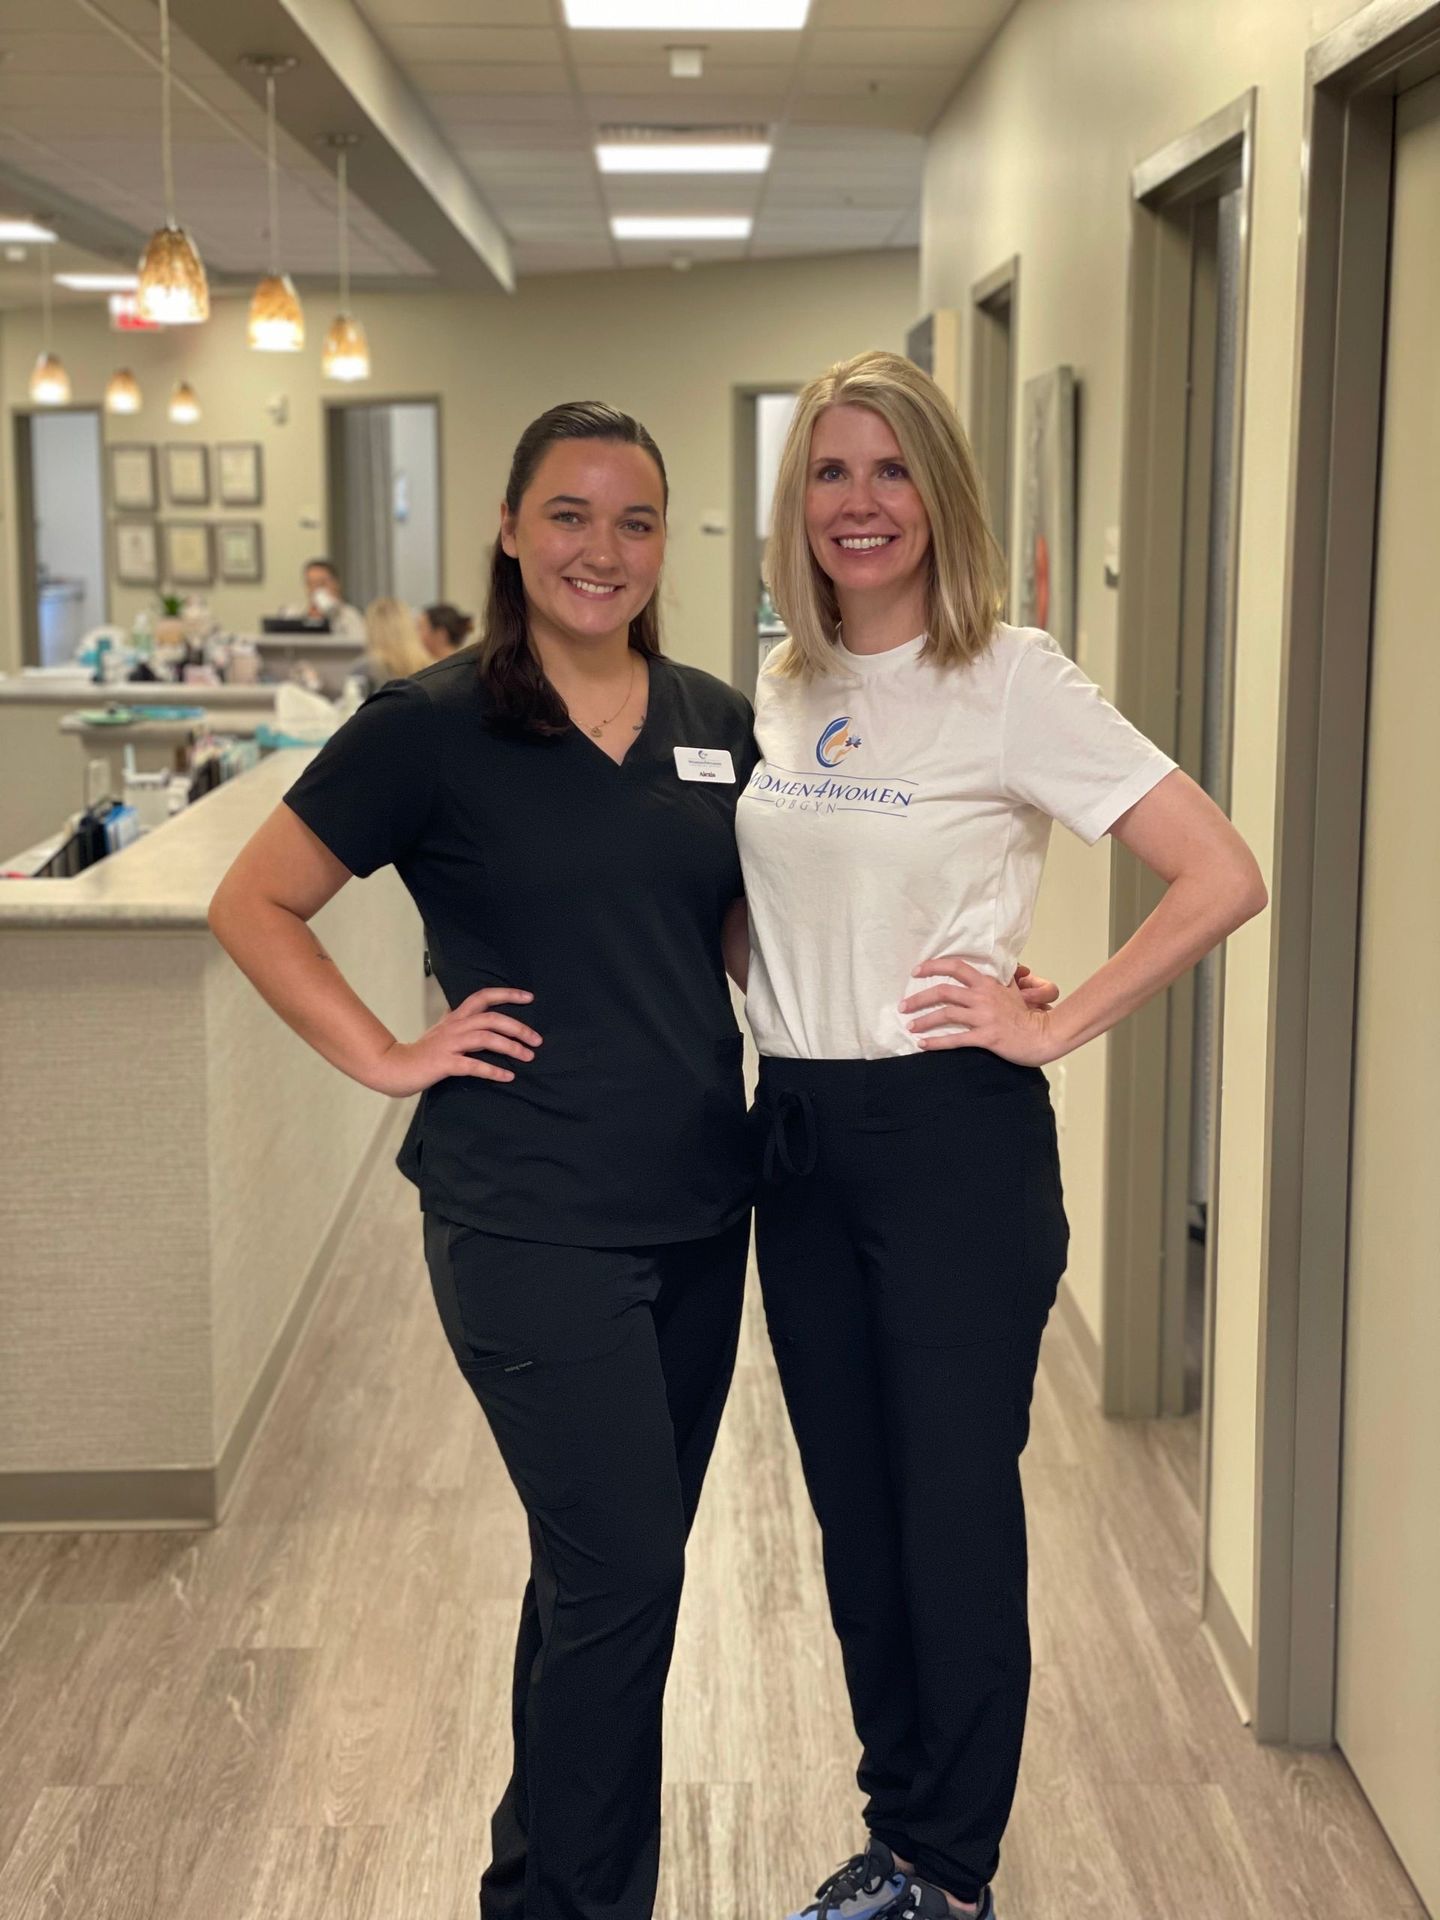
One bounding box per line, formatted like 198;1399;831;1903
573;652;636;738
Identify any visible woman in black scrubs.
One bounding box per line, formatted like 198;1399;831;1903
208;402;760;1920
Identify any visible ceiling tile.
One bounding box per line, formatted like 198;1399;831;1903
407;62;573;95
814;0;1012;25
368;25;564;63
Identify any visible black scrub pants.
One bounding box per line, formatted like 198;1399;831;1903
422;1211;750;1920
753;1049;1069;1905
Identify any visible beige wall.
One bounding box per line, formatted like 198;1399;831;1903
0;250;918;683
921;0;1367;1649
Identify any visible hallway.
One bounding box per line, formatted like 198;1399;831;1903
0;1128;1420;1918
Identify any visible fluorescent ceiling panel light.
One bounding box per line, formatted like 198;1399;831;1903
0;220;57;243
598;143;771;173
612;215;752;239
565;2;809;27
57;273;140;292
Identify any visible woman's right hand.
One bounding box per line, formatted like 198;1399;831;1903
369;988;542;1095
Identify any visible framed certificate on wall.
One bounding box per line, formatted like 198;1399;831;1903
217;441;263;506
164;521;213;586
108;444;157;513
217;521;263;583
113;520;160;586
164;443;210;507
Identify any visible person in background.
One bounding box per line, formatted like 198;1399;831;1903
418;602;476;659
285;557;366;643
361;596;432;694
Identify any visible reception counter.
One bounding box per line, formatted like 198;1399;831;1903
0;679;284;858
0;750;426;1529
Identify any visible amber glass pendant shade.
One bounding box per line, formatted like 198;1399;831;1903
248;271;304;351
28;352;72;405
321;311;370;381
104;368;143;414
137;223;210;324
168;380;201;424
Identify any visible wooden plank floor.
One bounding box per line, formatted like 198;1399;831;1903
0;1157;1425;1919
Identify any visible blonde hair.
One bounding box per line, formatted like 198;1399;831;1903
765;348;1006;678
364;597;431;681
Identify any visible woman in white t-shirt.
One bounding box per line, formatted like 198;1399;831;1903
734;351;1266;1920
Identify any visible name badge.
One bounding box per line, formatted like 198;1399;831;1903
673;747;736;784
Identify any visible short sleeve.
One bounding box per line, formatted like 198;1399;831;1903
1001;635;1176;845
282;678;440;877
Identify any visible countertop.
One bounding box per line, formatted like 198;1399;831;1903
0;748;313;930
57;710;274;739
0;678;282;708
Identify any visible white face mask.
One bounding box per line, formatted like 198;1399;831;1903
311;586;338;613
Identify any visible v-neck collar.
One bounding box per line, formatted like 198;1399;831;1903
568;652;666;773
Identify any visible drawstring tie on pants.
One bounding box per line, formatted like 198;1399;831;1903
762;1087;818;1184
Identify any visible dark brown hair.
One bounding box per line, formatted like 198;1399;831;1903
478;401;668;737
423;602;475;649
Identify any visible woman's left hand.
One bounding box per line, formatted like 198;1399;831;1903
901;957;1062;1066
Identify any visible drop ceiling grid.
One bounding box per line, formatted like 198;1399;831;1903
0;0;1014;284
366;0;1014;273
0;8;435;280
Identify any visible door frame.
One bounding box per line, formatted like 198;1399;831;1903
1252;0;1440;1747
1104;92;1256;1465
11;403;109;667
731;383;801;693
969;255;1020;600
322;392;445;604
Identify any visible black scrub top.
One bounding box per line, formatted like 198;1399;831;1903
283;647;760;1247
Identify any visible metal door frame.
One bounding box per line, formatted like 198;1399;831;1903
1252;0;1440;1746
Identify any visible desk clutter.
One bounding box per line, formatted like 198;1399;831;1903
1;733;262;880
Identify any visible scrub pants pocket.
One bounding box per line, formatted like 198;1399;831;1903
852;1084;1069;1351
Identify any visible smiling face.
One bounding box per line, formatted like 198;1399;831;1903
804;403;932;604
500;438;666;652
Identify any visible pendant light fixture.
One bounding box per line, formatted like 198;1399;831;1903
104;368;143;414
136;0;210;324
28;240;71;405
245;56;304;352
321;134;370;382
169;380;201;424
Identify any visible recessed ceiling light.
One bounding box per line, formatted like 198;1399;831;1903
598;143;771;173
0;220;58;243
56;273;140;292
565;1;809;26
612;215;752;240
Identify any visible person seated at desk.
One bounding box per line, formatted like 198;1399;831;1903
281;558;366;643
358;596;432;695
417;602;475;660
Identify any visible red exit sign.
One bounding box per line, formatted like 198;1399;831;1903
109;293;162;331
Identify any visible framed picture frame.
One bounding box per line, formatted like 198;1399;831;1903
164;521;213;587
216;520;264;584
108;443;157;513
1017;364;1078;656
113;519;160;587
216;441;263;507
164;442;210;507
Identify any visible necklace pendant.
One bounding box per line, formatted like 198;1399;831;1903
589;724;603;737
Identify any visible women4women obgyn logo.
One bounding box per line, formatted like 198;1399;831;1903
816;717;863;768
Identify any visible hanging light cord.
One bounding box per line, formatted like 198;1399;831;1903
40;241;52;349
337;147;350;311
159;0;176;226
266;71;281;276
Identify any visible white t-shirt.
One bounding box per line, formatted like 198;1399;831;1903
736;623;1177;1060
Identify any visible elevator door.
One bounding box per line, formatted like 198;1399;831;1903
1333;71;1440;1918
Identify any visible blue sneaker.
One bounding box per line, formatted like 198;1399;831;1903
879;1877;997;1920
786;1839;906;1920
